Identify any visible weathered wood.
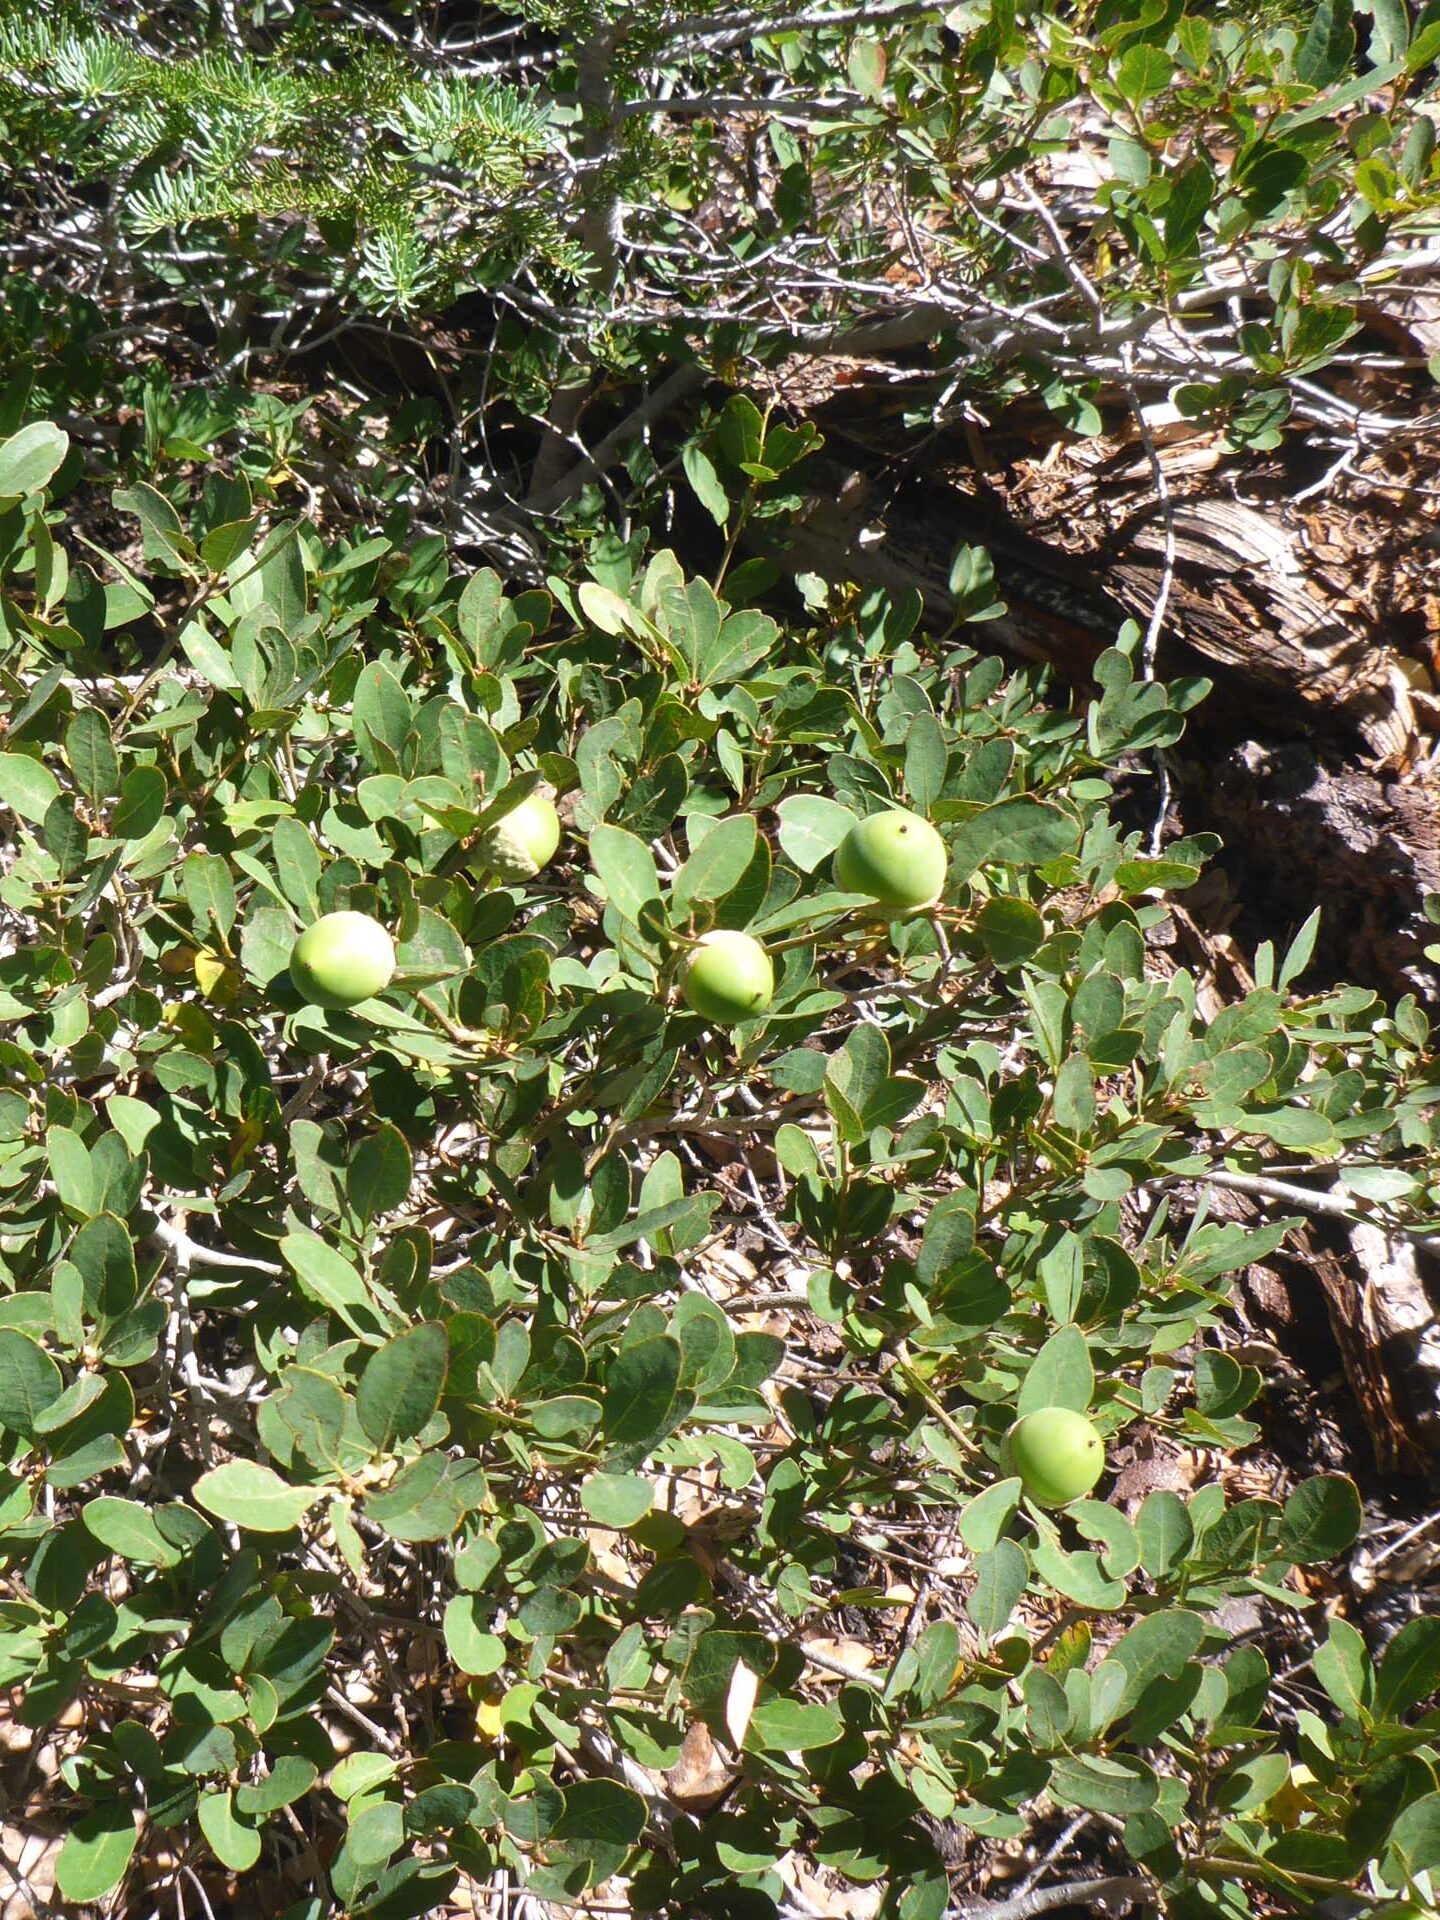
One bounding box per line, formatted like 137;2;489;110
1175;740;1440;1001
784;447;1414;757
777;445;1439;1002
1161;908;1440;1482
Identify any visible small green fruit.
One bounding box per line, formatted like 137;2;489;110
834;808;948;912
682;930;775;1025
1004;1407;1106;1507
471;793;561;882
290;911;396;1010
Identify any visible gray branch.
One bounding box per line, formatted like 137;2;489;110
955;1877;1154;1920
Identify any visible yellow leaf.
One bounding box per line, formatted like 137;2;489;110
193;950;237;1001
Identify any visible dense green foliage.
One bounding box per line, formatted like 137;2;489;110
2;402;1439;1917
5;0;1440;488
3;0;1440;1916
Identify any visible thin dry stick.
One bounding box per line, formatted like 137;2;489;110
1183;1166;1440;1254
529;364;707;513
958;1876;1153;1920
323;1684;401;1754
147;1214;285;1276
1014;1812;1097;1898
1119;337;1177;853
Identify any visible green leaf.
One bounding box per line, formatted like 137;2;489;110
348;1797;405;1869
1048;1753;1158;1814
353;660;412;763
242;902;296;986
552;1777;647;1861
1115;41;1172;103
238;520;307;626
280;1229;387;1338
588;1193;720;1254
1384;1793;1440;1880
975;896;1045;967
691;600;777;688
848;36;885;97
1193;1350;1259;1419
1336;1165;1416;1203
442;1594;506;1676
0;421;67;503
967;1538;1027;1638
1137;1491;1192;1577
1367;0;1409;60
332;1754;397;1802
362;1451;476;1543
1070;1499;1140;1579
0;1329;64;1438
112;765;167;839
601;1337;681;1455
1234;145;1308;216
179;612;240;688
913;1619;960;1707
672;1290;736;1390
356;1322;448;1451
824;1022;890;1142
70;1213;138;1317
1017;1326;1094;1416
350;1123;414;1224
1314;1616;1371;1719
1279;1475;1362;1563
580;1472;653;1528
1038;1231;1083;1324
916;1193;977;1288
1052;1054;1095;1132
1374;1615;1440;1721
200;516;258;577
235;1756;318;1816
959;1478;1022;1554
744;1698;844;1751
1163;161;1214;253
578;581;645;639
718;393;764;468
48;1126;98;1216
904;712;947;814
113;481;198;570
192;1461;323;1533
1108;1610;1205;1716
682;443;730;527
672;814;758;910
183;851;238;941
83;1495;185;1567
274;1367;348;1466
1029;1527;1127;1610
198;1788;262;1871
1239;1104;1336;1151
270;816;322;920
589;824;661;926
949;798;1079;882
775;794;856;873
55;1804;138;1903
65;709;119;802
0;751;61;824
44;792;88;877
1296;0;1355;85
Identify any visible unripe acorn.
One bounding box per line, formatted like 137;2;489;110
682;930;775;1025
1003;1407;1106;1507
289;911;396;1010
470;792;561;883
834;808;948;913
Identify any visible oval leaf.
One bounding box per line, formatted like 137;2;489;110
193;1461;323;1533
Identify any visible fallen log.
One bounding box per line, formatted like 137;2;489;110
774;444;1440;1004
